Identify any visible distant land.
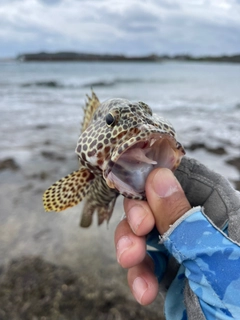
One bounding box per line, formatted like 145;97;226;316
16;52;240;63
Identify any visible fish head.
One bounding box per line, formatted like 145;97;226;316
75;98;185;199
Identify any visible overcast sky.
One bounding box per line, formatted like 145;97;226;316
1;0;240;58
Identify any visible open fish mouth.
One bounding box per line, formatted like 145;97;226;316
105;132;185;198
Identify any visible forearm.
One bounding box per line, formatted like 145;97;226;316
161;206;240;319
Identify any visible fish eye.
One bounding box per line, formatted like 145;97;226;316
106;113;115;126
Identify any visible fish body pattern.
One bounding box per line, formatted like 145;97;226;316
43;91;185;227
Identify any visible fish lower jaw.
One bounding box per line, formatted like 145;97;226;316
106;171;143;198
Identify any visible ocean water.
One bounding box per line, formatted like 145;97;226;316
0;60;240;182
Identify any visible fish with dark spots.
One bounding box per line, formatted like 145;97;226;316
43;90;185;227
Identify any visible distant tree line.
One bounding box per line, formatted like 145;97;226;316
17;52;240;63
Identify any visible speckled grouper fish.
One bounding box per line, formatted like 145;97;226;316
43;91;185;227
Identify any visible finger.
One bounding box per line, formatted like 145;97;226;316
146;168;191;234
114;218;146;268
128;255;159;305
123;198;155;236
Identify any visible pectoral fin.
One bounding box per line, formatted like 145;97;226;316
43;169;94;212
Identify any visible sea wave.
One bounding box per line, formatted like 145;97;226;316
21;81;64;88
81;78;146;88
20;77;174;89
20;78;146;89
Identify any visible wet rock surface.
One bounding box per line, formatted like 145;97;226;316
0;158;20;171
0;119;238;319
233;180;240;191
186;143;227;155
0;257;162;320
226;157;240;190
0;157;164;320
41;151;66;161
226;157;240;171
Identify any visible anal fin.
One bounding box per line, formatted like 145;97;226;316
97;197;117;226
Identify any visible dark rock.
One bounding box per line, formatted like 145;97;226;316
83;80;115;88
27;172;49;180
187;143;227;155
41;151;66;161
35;124;48;130
187;142;206;151
0;257;163;320
33;187;46;194
22;81;62;88
0;158;20;171
226;157;240;171
233;180;240;191
207;147;227;155
39;171;48;180
19;183;34;192
191;126;202;132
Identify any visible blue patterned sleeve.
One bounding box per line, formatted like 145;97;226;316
161;206;240;319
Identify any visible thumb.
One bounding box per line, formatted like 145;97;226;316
145;168;191;234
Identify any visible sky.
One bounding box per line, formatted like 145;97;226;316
0;0;240;58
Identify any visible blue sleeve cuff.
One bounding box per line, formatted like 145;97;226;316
159;206;202;244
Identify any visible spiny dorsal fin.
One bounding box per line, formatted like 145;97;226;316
81;89;100;132
43;169;94;212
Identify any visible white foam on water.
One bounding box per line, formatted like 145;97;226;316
0;61;239;179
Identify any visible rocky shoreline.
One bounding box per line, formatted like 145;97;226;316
185;143;240;192
0;257;163;320
0;147;164;320
0;127;239;319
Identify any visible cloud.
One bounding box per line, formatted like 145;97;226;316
0;0;240;57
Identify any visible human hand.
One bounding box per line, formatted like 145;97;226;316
114;168;191;305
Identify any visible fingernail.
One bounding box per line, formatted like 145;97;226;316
116;236;133;263
132;277;148;304
152;169;180;198
128;205;146;232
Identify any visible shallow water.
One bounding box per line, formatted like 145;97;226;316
1;60;239;180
